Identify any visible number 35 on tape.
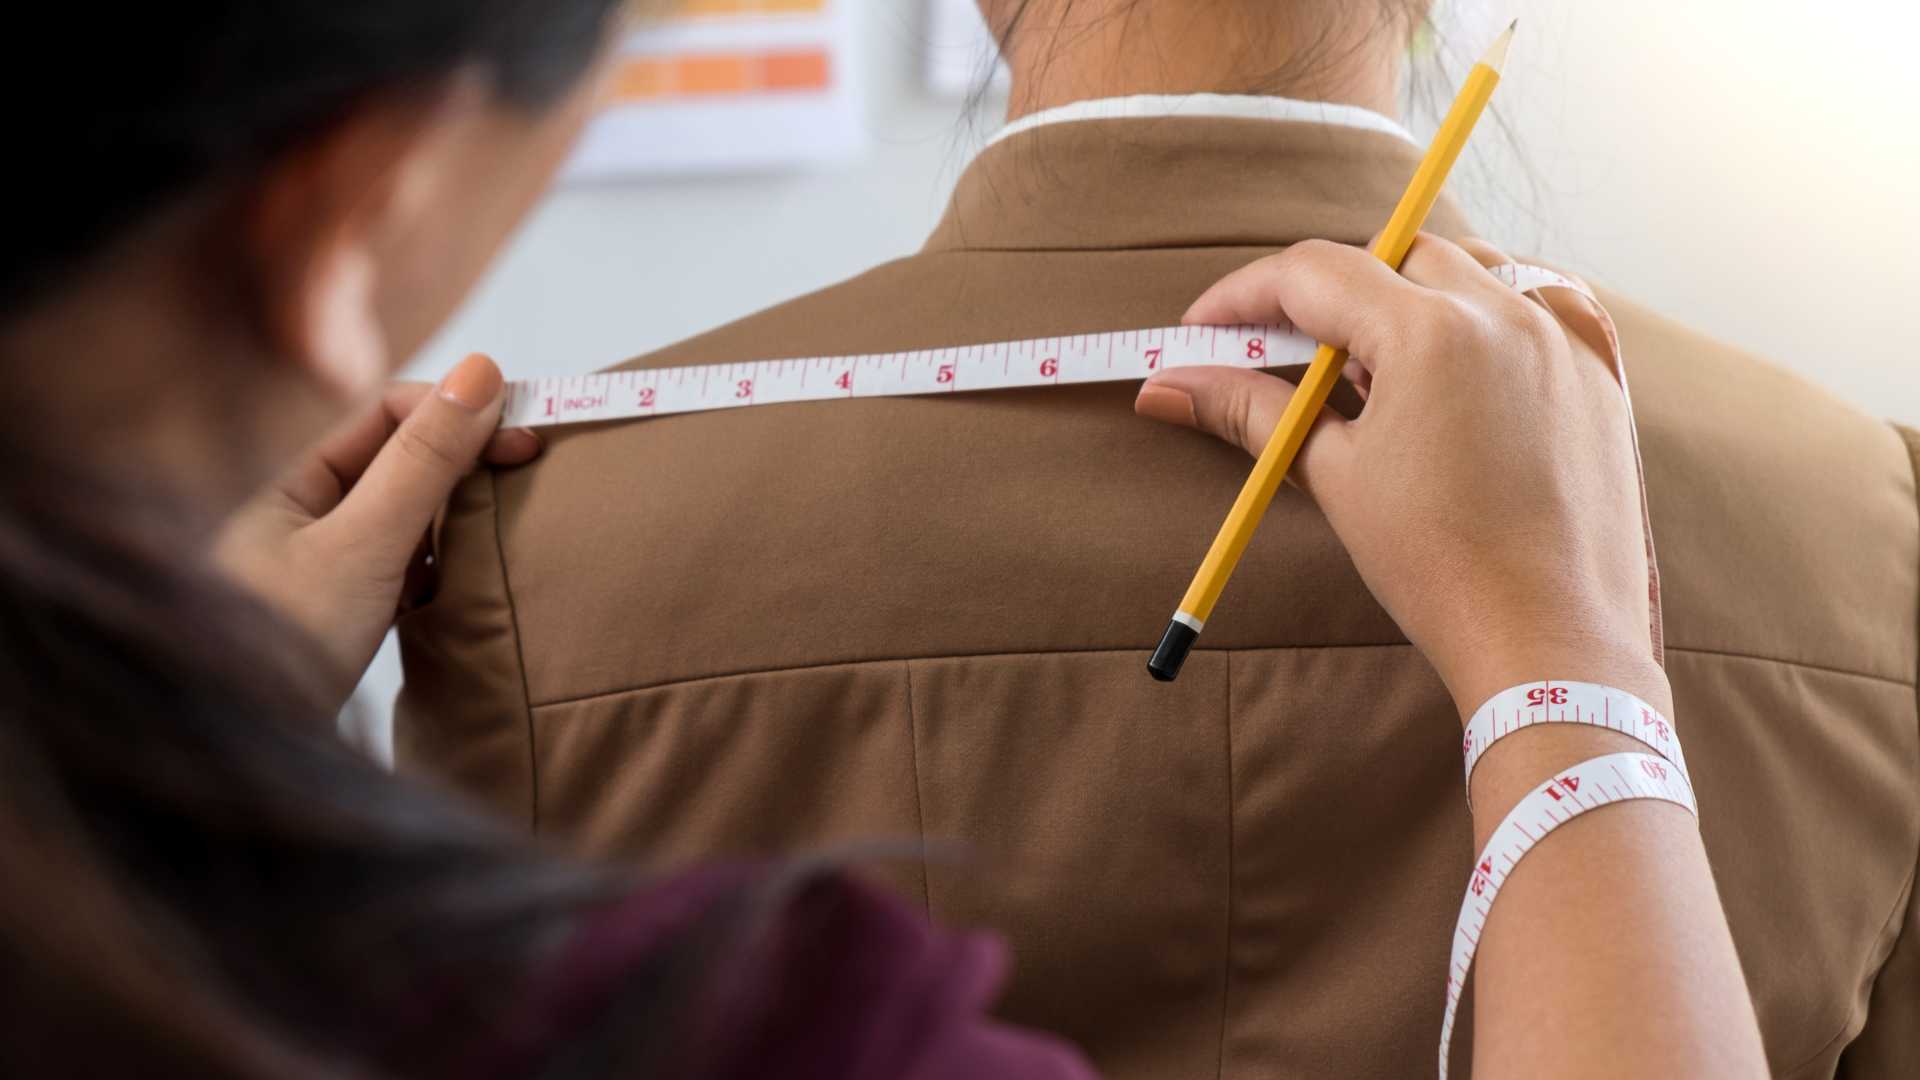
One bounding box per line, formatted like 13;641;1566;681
500;263;1585;430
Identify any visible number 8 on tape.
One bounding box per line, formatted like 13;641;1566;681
499;264;1589;429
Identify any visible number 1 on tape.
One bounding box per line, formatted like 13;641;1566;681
502;323;1299;428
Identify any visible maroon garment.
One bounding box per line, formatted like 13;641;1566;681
474;865;1096;1079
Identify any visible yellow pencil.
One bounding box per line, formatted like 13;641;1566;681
1147;19;1517;682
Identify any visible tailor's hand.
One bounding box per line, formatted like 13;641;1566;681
214;353;540;707
1136;235;1659;716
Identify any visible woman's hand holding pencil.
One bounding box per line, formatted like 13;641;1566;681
1135;233;1662;722
1140;230;1769;1079
1144;20;1516;681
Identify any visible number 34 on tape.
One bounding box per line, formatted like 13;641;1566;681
499;263;1584;430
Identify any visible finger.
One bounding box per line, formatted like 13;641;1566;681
270;387;414;517
315;383;433;488
1342;357;1372;400
1451;237;1616;364
326;384;541;479
1455;236;1515;272
1182;240;1434;378
397;531;439;615
276;385;540;518
1370;228;1511;277
1394;232;1515;301
483;427;544;467
366;384;539;466
314;354;508;566
1451;237;1606;337
1135;367;1353;499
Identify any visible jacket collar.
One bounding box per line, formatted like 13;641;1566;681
985;93;1420;148
923;97;1471;254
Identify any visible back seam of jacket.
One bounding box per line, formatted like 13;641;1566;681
486;468;542;831
1808;423;1920;1077
1886;424;1920;1034
1216;651;1235;1080
902;659;933;922
524;645;1909;713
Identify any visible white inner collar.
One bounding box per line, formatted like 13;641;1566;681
986;93;1418;148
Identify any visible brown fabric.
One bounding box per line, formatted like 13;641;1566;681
1834;426;1920;1078
397;118;1920;1078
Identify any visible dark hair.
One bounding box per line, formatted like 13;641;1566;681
8;2;620;318
974;0;1540;247
0;3;771;1077
985;0;1430;103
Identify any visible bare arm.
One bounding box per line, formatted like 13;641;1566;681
1453;655;1763;1078
1136;234;1768;1077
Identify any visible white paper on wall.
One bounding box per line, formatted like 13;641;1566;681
567;0;864;180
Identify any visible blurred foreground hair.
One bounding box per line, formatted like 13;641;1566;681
0;3;782;1076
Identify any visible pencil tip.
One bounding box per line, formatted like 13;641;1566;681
1482;18;1517;71
1509;17;1519;31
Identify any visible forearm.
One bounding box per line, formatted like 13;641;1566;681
1459;663;1768;1079
1154;235;1774;1075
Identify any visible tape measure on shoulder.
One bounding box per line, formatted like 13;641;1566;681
500;262;1588;429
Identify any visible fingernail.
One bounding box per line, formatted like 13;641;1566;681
1135;382;1198;426
507;427;544;454
438;353;502;410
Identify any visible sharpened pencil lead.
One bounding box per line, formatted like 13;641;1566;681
1483;19;1517;72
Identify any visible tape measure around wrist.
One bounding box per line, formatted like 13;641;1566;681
1439;750;1698;1080
1462;681;1690;807
499;263;1587;429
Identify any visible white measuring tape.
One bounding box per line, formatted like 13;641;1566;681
1461;680;1690;807
499;263;1588;429
1440;686;1695;1079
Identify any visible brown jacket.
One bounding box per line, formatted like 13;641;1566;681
397;119;1920;1078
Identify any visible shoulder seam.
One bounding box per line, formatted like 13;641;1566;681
1821;422;1920;1072
525;643;1911;712
485;469;542;831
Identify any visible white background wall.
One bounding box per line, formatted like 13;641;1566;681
349;0;1920;753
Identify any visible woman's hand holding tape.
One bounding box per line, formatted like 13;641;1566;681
213;353;543;706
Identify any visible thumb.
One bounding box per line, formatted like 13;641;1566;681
317;353;507;567
1135;366;1353;499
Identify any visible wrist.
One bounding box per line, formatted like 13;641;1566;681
1440;635;1670;727
1452;653;1678;849
1466;725;1656;847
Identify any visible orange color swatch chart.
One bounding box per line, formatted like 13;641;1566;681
610;49;833;102
567;0;860;179
676;0;828;12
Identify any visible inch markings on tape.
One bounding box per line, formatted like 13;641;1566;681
1462;680;1691;807
503;323;1297;428
500;262;1586;429
1438;751;1698;1080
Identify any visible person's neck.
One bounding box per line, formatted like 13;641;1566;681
998;1;1405;122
